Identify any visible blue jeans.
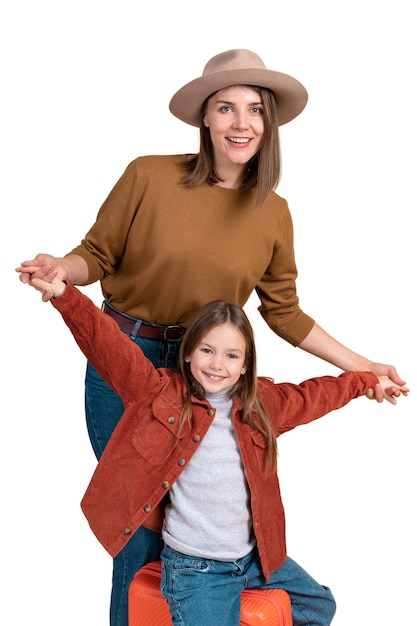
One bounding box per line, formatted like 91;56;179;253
85;327;182;626
161;545;336;626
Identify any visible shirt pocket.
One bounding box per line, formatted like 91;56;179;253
131;410;190;465
250;429;270;480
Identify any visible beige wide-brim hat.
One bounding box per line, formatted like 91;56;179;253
169;49;308;127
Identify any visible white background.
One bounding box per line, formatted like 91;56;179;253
1;1;416;624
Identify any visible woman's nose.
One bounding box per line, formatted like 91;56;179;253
233;110;249;130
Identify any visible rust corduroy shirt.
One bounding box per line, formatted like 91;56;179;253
52;283;378;581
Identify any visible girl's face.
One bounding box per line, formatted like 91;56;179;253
203;85;265;173
185;322;247;394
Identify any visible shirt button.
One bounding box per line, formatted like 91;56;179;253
207;409;215;417
124;528;132;536
144;504;152;512
193;435;201;442
162;481;170;489
167;416;175;424
178;458;186;466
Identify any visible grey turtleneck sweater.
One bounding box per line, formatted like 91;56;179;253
162;389;256;560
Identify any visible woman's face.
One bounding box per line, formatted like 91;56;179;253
185;322;247;394
203;85;265;172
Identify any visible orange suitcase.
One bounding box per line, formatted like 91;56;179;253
129;560;292;625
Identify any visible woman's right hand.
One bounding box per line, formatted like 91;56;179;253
16;253;68;284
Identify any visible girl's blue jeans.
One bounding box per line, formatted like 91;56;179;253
161;545;336;626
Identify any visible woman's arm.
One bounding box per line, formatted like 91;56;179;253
299;322;407;403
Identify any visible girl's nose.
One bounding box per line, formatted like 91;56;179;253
210;355;223;370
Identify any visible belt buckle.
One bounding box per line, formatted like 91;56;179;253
163;325;183;342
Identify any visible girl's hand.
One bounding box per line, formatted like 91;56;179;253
365;362;407;403
18;265;66;301
371;376;410;405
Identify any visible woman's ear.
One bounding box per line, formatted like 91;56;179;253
184;356;191;363
241;367;247;375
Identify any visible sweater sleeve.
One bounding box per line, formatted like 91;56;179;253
66;159;142;285
259;370;379;436
255;199;315;345
51;282;165;405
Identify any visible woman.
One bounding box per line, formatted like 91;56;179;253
17;49;406;626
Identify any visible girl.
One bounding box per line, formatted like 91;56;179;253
24;272;408;626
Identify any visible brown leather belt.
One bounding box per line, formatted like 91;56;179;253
102;302;185;342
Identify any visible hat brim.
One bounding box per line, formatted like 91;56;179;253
169;68;308;127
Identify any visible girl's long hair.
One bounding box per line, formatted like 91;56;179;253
180;86;281;209
178;300;277;474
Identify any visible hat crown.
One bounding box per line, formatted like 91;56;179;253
203;49;267;77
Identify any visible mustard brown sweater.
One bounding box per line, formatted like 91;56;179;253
69;154;314;345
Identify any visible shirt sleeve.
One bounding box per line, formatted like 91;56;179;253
259;371;379;436
51;281;165;406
